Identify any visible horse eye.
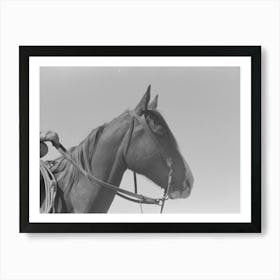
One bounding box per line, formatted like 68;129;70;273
153;125;164;136
147;117;164;135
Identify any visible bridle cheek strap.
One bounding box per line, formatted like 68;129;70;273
121;111;173;212
123;117;135;159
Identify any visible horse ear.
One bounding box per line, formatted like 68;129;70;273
148;95;158;110
135;85;151;115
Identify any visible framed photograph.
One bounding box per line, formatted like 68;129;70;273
20;46;261;233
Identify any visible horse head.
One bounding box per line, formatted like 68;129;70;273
125;85;194;200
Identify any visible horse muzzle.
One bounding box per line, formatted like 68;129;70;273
169;187;191;199
168;177;193;199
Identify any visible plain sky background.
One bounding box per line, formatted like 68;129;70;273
40;66;240;213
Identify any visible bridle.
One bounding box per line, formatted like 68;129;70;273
54;110;174;213
122;110;174;212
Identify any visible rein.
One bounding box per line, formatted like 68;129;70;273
52;110;173;213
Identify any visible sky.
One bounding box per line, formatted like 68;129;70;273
40;66;240;214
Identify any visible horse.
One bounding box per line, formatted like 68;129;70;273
40;85;194;213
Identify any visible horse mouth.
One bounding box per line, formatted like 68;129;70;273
169;187;191;199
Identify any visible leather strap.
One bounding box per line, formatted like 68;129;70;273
56;144;163;205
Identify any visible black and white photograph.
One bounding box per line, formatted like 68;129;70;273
20;46;261;232
3;1;280;279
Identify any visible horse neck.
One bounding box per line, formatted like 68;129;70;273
90;112;130;184
55;112;131;212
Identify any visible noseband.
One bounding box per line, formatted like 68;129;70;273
54;110;174;213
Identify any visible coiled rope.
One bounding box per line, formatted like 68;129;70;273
40;160;57;213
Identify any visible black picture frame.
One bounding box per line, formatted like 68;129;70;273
20;46;261;233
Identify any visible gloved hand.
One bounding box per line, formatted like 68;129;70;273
40;131;60;157
40;131;60;147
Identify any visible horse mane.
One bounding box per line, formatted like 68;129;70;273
51;125;105;193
